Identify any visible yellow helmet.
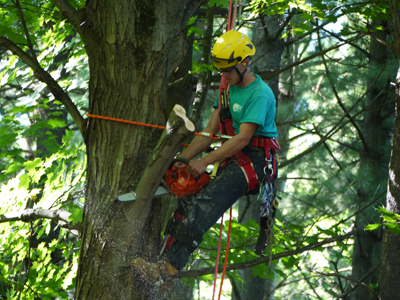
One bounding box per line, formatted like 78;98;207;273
211;30;256;72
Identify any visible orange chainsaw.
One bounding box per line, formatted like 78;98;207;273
116;158;210;201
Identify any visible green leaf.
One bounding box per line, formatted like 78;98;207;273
369;282;379;291
24;158;43;171
252;263;274;279
365;223;381;231
39;138;61;154
385;223;400;235
293;28;305;36
62;130;75;145
0;133;18;148
18;173;31;190
68;207;82;225
209;0;230;8
47;118;66;129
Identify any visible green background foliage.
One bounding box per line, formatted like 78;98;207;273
0;0;397;299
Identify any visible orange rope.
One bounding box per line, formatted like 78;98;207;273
86;113;220;140
213;1;235;298
218;207;233;300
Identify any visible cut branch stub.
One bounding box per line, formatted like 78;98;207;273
134;104;195;204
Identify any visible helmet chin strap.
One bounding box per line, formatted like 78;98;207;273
234;65;247;85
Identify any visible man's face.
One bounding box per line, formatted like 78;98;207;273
221;68;238;85
221;62;246;85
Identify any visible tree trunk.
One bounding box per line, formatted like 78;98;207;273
74;1;200;299
377;67;400;300
377;2;400;295
350;19;389;300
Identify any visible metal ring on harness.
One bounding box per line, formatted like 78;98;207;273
264;158;274;177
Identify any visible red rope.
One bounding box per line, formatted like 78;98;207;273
213;1;234;298
218;207;232;300
212;215;224;300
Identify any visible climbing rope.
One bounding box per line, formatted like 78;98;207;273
212;0;237;299
86;113;232;142
218;207;233;299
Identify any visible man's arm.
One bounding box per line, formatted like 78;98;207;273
177;108;220;161
187;122;258;177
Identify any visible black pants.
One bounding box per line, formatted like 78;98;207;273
165;146;276;271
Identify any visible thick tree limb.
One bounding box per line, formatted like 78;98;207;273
0;37;86;136
51;0;87;38
134;105;195;203
178;227;364;278
0;208;81;231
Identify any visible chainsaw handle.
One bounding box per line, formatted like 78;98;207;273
168;157;190;170
168;158;200;181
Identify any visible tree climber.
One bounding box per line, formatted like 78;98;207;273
132;30;279;285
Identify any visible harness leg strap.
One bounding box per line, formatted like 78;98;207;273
235;151;259;191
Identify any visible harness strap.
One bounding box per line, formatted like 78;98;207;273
251;137;280;179
234;150;259;191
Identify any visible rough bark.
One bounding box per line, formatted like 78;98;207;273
350;19;389;300
68;1;202;299
377;1;400;296
378;68;400;300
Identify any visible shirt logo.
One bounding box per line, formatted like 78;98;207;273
233;103;242;112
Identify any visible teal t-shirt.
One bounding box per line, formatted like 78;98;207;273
213;74;277;137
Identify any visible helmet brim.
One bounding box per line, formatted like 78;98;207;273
210;56;241;71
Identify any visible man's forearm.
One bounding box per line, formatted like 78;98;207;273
178;135;215;160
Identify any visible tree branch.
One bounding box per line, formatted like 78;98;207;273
51;0;86;37
181;0;204;29
316;21;368;151
280;65;387;168
13;0;38;61
178;227;364;278
259;33;368;81
318;24;370;58
0;208;81;231
0;37;86;136
316;265;383;300
271;9;297;40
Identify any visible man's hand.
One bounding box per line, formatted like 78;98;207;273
187;159;208;178
174;161;187;169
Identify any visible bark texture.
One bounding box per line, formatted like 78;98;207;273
377;66;400;300
350;19;389;300
377;3;400;299
74;1;201;299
